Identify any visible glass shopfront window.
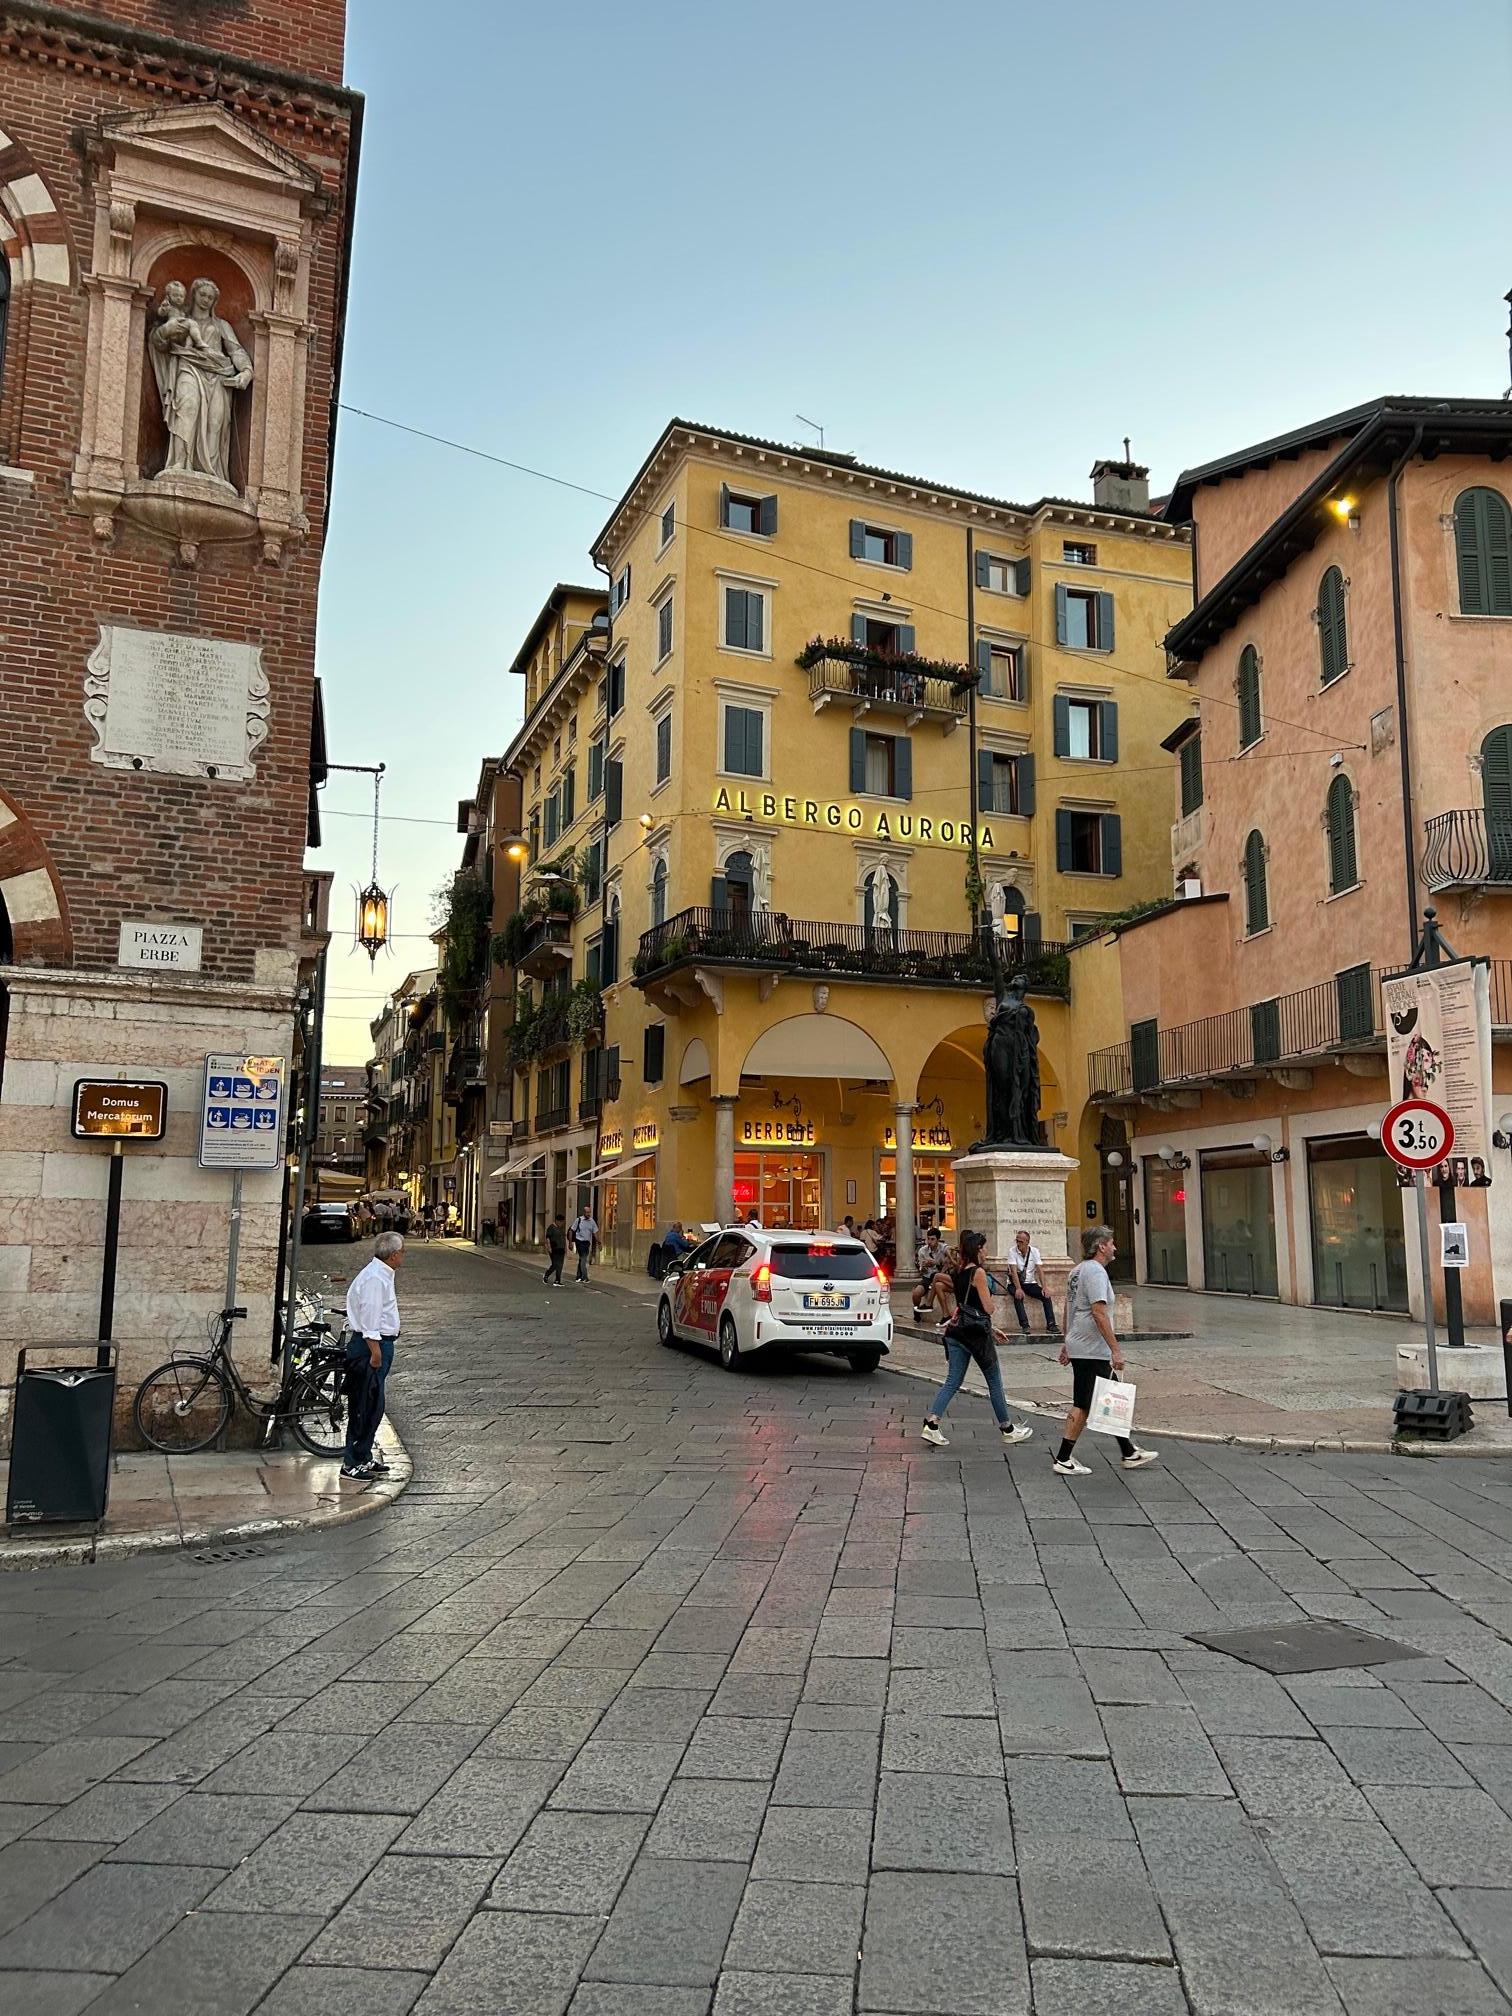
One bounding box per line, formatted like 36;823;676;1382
734;1152;823;1230
1199;1146;1278;1297
635;1165;658;1232
878;1156;956;1233
1308;1135;1408;1312
1143;1157;1189;1285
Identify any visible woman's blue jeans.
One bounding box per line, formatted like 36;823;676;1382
929;1340;1013;1427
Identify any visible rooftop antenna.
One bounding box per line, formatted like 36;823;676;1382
795;412;825;451
1123;436;1132;462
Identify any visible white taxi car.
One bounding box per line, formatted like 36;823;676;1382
656;1228;892;1373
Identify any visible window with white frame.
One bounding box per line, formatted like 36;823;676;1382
611;565;631;613
658;501;676;550
979;640;1026;701
650;854;668;927
655;594;674;663
654;708;672;785
722;581;769;654
721;702;765;778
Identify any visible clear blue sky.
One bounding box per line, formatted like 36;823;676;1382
312;0;1512;1060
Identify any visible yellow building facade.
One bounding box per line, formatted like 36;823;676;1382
570;421;1193;1269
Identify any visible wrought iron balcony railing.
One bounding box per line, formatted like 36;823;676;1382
1423;809;1512;892
805;650;969;724
1090;960;1512;1099
534;1102;571;1132
634;906;1070;997
517;912;575;979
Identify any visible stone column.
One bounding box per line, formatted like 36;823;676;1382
713;1096;737;1225
892;1105;918;1285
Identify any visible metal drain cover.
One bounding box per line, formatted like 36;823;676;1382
1187;1620;1426;1675
190;1542;272;1565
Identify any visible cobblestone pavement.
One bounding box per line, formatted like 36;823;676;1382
6;1244;1512;2013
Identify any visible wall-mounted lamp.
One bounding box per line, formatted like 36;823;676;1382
1105;1150;1124;1169
1252;1132;1290;1165
504;841;528;862
1493;1113;1512;1151
1157;1144;1192;1171
1366;1121;1382;1142
638;812;654;830
1330;495;1361;531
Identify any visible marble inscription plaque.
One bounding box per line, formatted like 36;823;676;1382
84;625;269;781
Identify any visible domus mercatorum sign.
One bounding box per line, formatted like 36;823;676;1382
84;625;269;781
712;786;999;853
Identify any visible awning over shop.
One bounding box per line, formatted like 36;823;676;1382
487;1149;546;1180
577;1151;656;1184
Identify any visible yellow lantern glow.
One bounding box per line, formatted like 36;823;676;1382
357;881;390;963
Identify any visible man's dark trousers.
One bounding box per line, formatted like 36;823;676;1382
1014;1284;1057;1332
544;1244;565;1285
344;1335;395;1467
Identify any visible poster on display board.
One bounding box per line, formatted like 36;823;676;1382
1381;960;1493;1173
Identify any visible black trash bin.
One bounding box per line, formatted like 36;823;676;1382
6;1346;117;1526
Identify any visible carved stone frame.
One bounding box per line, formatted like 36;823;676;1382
72;104;323;565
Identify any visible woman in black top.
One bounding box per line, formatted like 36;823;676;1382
921;1230;1034;1450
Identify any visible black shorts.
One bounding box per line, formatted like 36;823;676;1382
1070;1357;1112;1412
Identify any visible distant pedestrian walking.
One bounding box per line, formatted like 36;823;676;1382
570;1207;598;1282
543;1212;567;1285
922;1230;1033;1451
342;1231;403;1479
1052;1224;1157;1477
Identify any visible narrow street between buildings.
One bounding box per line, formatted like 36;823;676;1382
5;1240;1512;2015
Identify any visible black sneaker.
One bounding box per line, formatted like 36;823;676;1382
340;1461;374;1480
369;1451;391;1474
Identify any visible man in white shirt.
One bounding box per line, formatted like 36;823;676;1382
342;1231;404;1479
1008;1227;1058;1334
569;1208;598;1283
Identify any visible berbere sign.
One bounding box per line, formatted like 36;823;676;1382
72;1079;168;1140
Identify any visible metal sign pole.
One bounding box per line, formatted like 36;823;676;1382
98;1142;124;1350
224;1167;244;1313
1415;1169;1440;1396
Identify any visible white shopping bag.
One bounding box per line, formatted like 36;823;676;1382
1087;1374;1136;1438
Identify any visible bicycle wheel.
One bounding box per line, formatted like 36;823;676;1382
286;1356;349;1458
133;1358;233;1453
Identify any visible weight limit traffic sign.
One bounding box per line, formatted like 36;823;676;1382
1381;1098;1454;1171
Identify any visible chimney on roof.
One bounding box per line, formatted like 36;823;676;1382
1090;455;1150;514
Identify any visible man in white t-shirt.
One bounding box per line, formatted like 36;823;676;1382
1007;1227;1058;1334
342;1232;403;1479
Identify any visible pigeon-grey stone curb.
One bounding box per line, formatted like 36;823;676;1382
0;1420;411;1570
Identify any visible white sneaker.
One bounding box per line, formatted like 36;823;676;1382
1122;1448;1160;1469
921;1422;949;1447
1000;1423;1034;1445
1052;1454;1092;1476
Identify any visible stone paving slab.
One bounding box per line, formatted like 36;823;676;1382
5;1242;1512;2009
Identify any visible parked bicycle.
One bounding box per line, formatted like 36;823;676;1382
133;1302;349;1457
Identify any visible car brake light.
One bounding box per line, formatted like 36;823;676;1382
753;1262;772;1303
874;1264;889;1291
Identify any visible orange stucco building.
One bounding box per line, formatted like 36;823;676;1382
1081;397;1512;1331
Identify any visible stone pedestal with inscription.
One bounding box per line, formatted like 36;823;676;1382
952;1148;1132;1331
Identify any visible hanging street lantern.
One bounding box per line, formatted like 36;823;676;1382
327;760;390;966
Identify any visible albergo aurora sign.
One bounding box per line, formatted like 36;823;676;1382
712;787;1000;852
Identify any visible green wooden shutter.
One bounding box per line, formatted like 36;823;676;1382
644;1025;665;1083
974;549;991;589
1101;813;1122;876
896;624;916;655
894;531;914;570
1318;567;1348;684
1455;488;1512;615
1023;909;1041;943
976;748;995;813
1238;646;1261;747
849;519;866;559
747;708;764;777
561;765;575;830
894;736;913;800
588;740;604;800
723;708;739;774
1100;701;1119;763
758;494;778;536
1482;725;1512;821
1179;735;1202;815
1327;774;1357;892
1130;1018;1159;1092
1016;645;1030;703
851;613;868;646
1056;808;1073;871
849;728;867;794
710;874;728;913
1096;591;1115;652
1017;754;1036;817
1053;693;1071;757
1244;829;1268;931
1250;998;1280;1065
1336;963;1373;1042
604;759;622;828
976;638;994;691
719;482;732;529
1054;582;1069;645
1014;558;1031;596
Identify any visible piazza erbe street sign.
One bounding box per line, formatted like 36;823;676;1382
70;1078;167;1141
